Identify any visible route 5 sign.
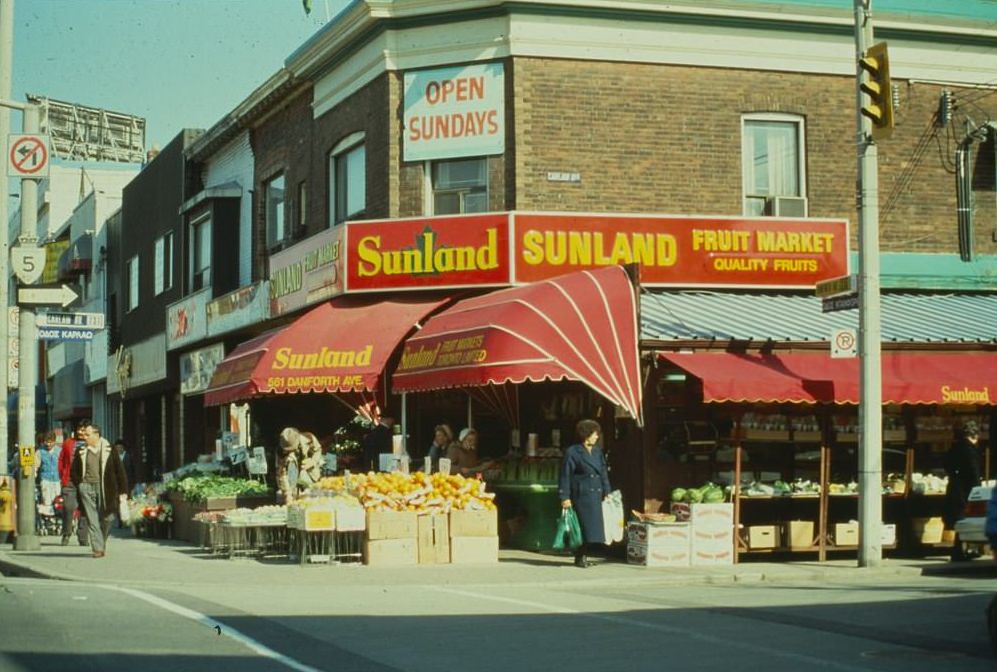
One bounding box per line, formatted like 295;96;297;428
10;244;45;284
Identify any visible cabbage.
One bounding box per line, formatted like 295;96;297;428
671;487;687;503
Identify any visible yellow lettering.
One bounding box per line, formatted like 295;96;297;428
357;236;382;277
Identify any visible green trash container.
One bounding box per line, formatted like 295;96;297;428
491;482;561;552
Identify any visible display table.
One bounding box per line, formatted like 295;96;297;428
490;482;560;552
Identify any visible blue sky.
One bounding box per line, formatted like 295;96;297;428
10;0;351;152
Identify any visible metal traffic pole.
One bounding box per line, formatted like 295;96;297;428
0;0;13;476
853;0;883;568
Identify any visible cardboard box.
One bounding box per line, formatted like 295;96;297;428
449;509;498;537
786;520;815;549
834;522;859;546
287;505;335;531
690;540;733;565
334;505;366;532
450;536;498;563
912;516;944;544
364;538;418;567
627;522;691;567
689;503;734;530
747;525;781;550
366;510;418;540
881;523;897;546
669;502;691;522
418;513;450;564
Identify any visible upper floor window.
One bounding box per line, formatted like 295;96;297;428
154;232;174;296
126;255;139;312
189;214;211;292
265;173;287;248
296;180;307;237
741;114;807;217
329;133;366;226
431;157;488;215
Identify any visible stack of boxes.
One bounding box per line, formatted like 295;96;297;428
449;509;499;563
365;510;418;566
626;521;691;567
627;502;735;567
688;503;734;565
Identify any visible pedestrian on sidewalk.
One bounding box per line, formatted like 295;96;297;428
113;440;136;528
37;431;61;515
58;422;89;546
70;424;128;558
559;418;612;568
944;420;983;561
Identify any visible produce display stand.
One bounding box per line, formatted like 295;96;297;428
169;493;273;543
288;530;363;565
489;482;560;551
212;521;288;559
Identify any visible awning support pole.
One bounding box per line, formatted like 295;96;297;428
401;392;407;455
467;395;473;430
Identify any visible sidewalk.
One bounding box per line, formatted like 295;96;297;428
2;529;990;589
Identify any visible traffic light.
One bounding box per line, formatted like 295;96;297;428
859;42;894;140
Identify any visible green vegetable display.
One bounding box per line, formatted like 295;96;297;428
166;475;269;502
670;482;727;504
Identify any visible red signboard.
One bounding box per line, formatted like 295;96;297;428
344;213;512;291
512;213;849;288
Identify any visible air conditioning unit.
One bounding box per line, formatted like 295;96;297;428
765;195;808;218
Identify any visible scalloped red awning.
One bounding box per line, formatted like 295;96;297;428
659;352;997;405
204;295;448;406
391;266;643;425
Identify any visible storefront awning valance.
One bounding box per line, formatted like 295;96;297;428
204;295;448;406
659;351;997;405
392;266;643;424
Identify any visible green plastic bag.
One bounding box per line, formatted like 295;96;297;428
553;507;583;550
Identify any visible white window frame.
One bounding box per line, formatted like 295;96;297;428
428;157;489;216
126;255;139;312
189;213;211;292
265;173;287;249
328;132;366;226
740;113;807;216
154;232;174;296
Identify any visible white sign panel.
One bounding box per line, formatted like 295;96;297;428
403;63;505;162
166;288;209;350
831;328;858;359
37;311;105;329
179;342;226;395
10;245;46;284
8;134;51;177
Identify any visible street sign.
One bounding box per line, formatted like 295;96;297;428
8;134;50;177
822;293;859;313
830;328;858;358
10;244;46;284
36;311;105;329
37;327;96;342
17;284;79;308
815;274;857;298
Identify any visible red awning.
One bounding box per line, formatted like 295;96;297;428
392;266;643;424
205;295;448;406
659;351;997;405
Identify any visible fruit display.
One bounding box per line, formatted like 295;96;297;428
311;471;496;512
910;472;948;495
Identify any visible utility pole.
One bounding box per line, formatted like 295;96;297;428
0;0;13;477
853;0;884;568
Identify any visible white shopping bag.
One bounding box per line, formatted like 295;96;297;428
601;489;624;544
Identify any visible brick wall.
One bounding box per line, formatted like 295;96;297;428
512;57;996;255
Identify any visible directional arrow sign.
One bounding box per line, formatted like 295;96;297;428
17;284;79;308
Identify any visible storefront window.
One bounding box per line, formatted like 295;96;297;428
154;232;173;295
432;157;488;215
265;173;287;249
126;255;139;312
329;137;366;225
741;114;806;217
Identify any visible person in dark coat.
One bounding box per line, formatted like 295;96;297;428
70;424;128;558
559;418;612;568
361;415;395;472
944;420;983;561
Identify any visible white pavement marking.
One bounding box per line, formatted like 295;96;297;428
434;586;878;672
105;584;323;672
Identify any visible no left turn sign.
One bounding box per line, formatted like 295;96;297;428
8;134;50;177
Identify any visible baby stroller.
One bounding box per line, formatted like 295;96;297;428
36;491;64;537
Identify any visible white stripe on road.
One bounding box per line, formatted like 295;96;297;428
434;586;876;672
105;584;322;672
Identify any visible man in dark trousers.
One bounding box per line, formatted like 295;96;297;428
945;420;983;561
361;414;394;472
58;421;90;546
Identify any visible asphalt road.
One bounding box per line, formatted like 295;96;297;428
2;569;993;671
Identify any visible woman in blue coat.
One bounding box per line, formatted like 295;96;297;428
559;418;612;568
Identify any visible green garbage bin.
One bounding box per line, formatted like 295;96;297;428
491;482;561;552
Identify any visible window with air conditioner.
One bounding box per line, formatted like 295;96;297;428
329;134;366;226
741;114;807;217
431;158;488;215
189;214;211;292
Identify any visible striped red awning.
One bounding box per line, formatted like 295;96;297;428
659;351;997;405
204;295;447;406
392;266;643;424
